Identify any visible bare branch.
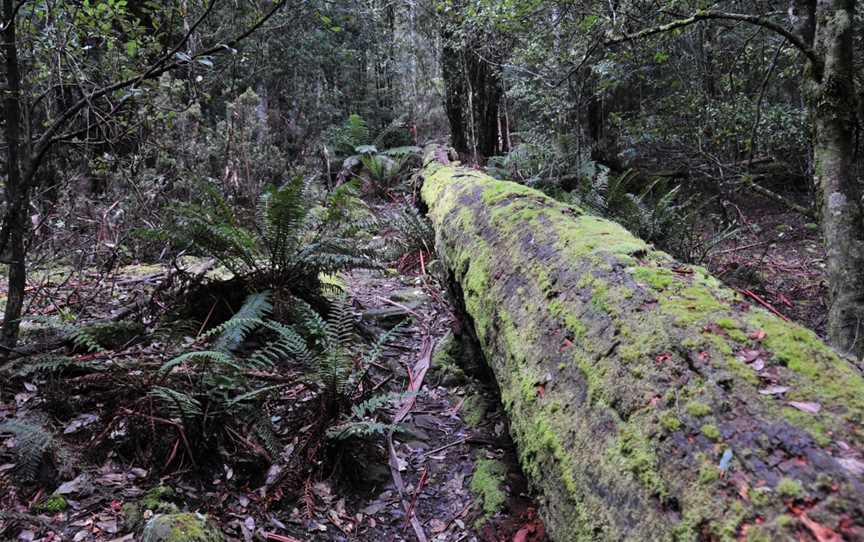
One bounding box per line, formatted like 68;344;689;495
605;10;822;75
25;0;299;185
0;0;29;32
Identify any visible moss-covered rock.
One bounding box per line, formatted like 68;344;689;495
141;513;224;542
420;146;864;541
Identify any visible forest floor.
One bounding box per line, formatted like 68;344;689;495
0;196;547;541
0;170;829;542
701;190;829;338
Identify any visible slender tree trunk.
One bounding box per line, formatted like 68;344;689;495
1;0;28;357
811;0;864;358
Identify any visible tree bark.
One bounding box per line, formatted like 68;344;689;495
1;0;28;357
811;0;864;358
421;147;864;541
441;34;468;154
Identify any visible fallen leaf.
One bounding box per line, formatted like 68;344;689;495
758;386;790;396
737;349;762;363
749;329;767;341
837;458;864;476
787;401;821;414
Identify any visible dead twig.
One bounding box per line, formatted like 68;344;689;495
736;288;790;321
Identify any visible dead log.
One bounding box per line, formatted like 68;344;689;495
420;148;864;541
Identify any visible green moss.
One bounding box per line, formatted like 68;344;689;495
609;422;667;498
659;411;681;432
34;494;67;513
776;514;796;529
142;485;176;510
750;487;772;507
700;424;721;441
716;317;748;343
461;394;489;427
716;317;739;331
470;458;507;516
776;477;804;498
781;407;831;446
430;333;467;386
686;400;712;417
142;513;224;542
747;311;864;438
633;266;675;290
697;455;720;484
549;299;587;339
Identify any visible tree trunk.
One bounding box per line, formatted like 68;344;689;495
811;0;864;358
1;0;28;357
421;147;864;540
441;34;468;154
465;51;505;157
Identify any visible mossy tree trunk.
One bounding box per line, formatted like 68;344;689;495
420;148;864;541
810;0;864;359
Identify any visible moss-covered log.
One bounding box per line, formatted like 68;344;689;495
420;150;864;541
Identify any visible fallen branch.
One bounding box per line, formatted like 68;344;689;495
736;288;790;321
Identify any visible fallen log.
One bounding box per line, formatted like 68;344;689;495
419;149;864;541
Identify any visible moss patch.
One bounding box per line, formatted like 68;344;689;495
470;458;507;517
776;477;804;499
34;494;67;513
142;513;224;542
461;394;489;427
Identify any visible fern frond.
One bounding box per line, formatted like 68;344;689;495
209;291;273;351
149;386;203;422
326;420;391;441
0;420;53;482
159;350;241;374
3;355;94;377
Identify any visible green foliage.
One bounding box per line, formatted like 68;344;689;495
331;114;371;156
359;153;409;192
2;355;99;378
326;391;413;440
565;170;737;263
159;177;378;294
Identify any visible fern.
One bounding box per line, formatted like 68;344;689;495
3;355;98;378
326;420;391;441
210;291;273;351
0;420;54;482
149;386;204;422
326;391;414;441
24;316;106;353
160;177;379;296
386;207;435;261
